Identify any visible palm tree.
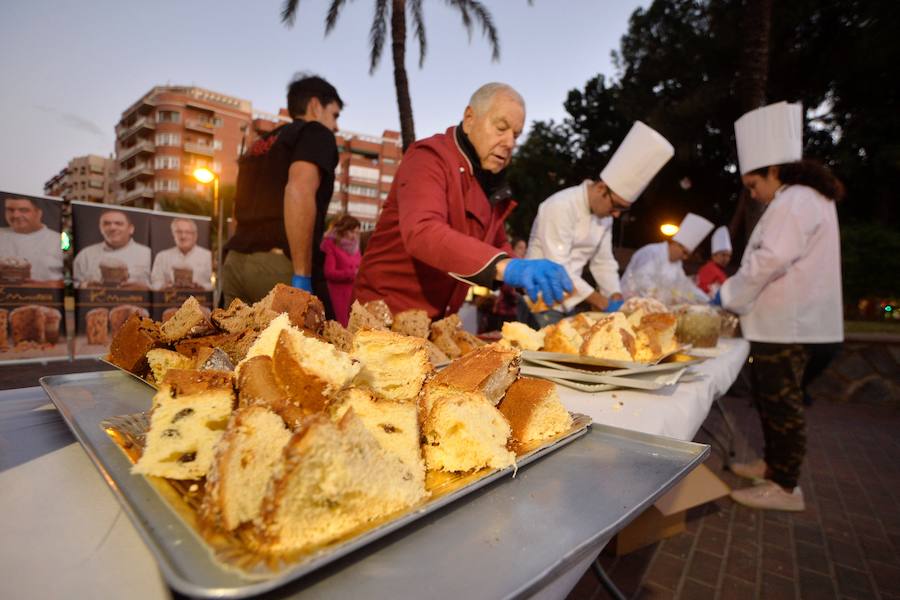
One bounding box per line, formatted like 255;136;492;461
281;0;503;151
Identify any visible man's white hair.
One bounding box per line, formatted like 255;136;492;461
170;217;198;233
468;82;525;116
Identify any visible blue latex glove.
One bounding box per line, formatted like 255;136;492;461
606;298;624;312
710;290;722;306
291;274;312;292
503;259;573;306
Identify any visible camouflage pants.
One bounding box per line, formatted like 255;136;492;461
749;342;810;489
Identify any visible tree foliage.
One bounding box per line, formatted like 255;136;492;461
507;0;899;249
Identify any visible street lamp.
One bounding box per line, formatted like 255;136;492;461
192;167;223;307
660;223;679;237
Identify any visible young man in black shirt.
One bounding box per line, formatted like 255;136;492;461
222;74;342;315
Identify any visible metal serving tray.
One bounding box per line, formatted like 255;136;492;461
40;370;593;598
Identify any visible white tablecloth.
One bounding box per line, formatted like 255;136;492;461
558;337;749;441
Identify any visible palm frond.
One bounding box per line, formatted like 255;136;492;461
325;0;351;34
461;0;501;61
368;0;389;74
280;0;300;26
445;0;500;61
409;0;427;68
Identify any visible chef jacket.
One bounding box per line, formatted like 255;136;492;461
354;126;515;318
73;238;151;288
526;181;620;311
721;184;843;343
150;245;213;291
0;225;64;281
620;241;708;305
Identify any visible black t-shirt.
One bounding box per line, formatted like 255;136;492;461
225;119;338;282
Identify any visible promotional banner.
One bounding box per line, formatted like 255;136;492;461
0;191;66;362
72;202;153;357
148;211;213;321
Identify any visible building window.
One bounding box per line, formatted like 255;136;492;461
154;179;180;192
381;173;394;183
154;156;180;170
382;157;397;164
157;110;181;123
347;184;379;198
212;139;223;151
155;133;181;146
213;117;223;127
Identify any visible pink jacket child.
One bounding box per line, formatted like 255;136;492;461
320;232;362;326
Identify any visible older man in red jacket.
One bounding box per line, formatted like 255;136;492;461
354;83;571;318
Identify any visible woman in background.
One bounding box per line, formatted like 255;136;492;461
321;214;362;326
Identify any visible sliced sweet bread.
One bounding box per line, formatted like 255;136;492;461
146;348;194;385
541;319;583;354
498;377;572;444
352;329;431;402
210;298;255;334
201;405;292;531
633;312;678;362
580;312;637;362
422;389;514;473
499;321;545;351
253;283;325;334
362;299;393;329
427;344;520;406
391;309;431;339
331;387;425;487
257;412;427;554
159;296;213;343
347;300;387;333
237;355;305;429
132;380;235;480
321;319;353;353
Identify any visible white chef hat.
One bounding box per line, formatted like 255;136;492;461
734;101;803;175
672;213;714;254
711;225;732;254
600;121;674;203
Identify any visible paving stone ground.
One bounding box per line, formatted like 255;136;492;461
569;395;900;600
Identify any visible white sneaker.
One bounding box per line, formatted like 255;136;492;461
729;458;767;482
730;480;805;512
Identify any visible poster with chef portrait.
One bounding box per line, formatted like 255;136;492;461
0;190;67;362
72;201;152;357
148;211;213;321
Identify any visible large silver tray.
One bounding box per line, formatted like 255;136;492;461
40;370;590;598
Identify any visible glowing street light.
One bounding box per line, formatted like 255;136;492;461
660;223;679;236
193;167;223;307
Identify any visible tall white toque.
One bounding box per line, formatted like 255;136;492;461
600;121;675;203
734;101;803;175
672;213;714;254
711;225;732;254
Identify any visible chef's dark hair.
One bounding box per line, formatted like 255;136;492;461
750;159;845;202
287;74;344;118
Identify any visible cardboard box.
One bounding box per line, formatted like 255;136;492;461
606;463;730;555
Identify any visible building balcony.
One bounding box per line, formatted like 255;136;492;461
118;185;154;204
116;116;155;140
118;140;155;162
117;163;154;184
183;142;214;156
185;118;215;133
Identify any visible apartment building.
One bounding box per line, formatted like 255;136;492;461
330;130;402;230
43;154;118;203
115;86;253;209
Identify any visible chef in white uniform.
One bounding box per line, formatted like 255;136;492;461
74;209;151;288
150;218;213;291
721;101;844;512
526;122;674;325
620;212;714;305
0;197;64;282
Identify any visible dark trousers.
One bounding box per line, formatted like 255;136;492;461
749;341;810;489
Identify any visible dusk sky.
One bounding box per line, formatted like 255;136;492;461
0;0;647;196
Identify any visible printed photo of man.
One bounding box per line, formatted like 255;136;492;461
73;209;151;288
0;196;64;284
151;217;212;290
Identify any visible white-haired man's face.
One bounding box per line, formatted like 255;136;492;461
171;220;198;254
462;92;525;174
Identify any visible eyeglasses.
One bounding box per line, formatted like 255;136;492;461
604;188;631;212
